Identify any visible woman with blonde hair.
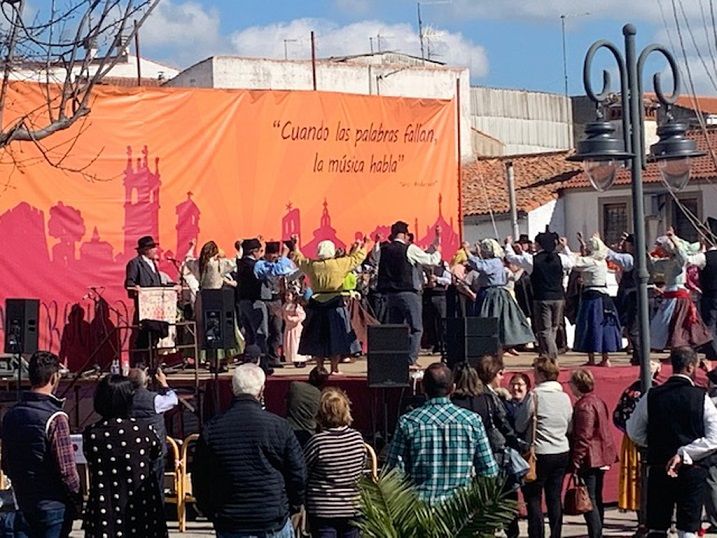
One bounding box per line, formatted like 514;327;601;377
304;388;366;538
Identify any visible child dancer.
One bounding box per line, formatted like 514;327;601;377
283;290;310;367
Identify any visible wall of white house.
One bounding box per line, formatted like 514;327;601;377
561;182;717;247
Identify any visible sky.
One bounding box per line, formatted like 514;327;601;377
54;0;717;96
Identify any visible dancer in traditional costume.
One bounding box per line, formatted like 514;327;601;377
649;229;712;351
573;234;622;367
467;239;534;351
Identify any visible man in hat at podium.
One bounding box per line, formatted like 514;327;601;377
125;235;172;366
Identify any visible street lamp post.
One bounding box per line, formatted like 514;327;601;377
568;24;704;393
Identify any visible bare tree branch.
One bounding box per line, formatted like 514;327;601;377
0;0;161;154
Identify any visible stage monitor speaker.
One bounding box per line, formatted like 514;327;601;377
444;317;499;368
4;299;39;355
367;324;410;388
197;289;236;350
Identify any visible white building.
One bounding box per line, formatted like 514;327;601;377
165;52;474;160
471;87;573;156
13;53;178;86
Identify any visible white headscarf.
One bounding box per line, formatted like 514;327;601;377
479;238;504;259
317;240;336;260
586;236;608;260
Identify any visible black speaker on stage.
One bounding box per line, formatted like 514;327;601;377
367;324;410;388
445;317;499;368
4;299;40;355
197;289;236;350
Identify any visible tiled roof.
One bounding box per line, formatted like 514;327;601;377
564;127;717;189
659;94;717;115
462;151;581;216
462;128;717;217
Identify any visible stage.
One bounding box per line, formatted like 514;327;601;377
0;350;675;506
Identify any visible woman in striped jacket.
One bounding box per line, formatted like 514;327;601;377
304;387;366;538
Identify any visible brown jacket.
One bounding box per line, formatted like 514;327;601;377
570;392;618;470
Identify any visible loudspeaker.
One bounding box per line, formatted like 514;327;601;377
197;289;236;350
444;317;499;368
4;299;40;355
367;324;410;388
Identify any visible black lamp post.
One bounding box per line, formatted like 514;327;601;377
568;24;704;393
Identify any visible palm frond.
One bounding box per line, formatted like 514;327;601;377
433;477;518;538
354;467;422;538
356;469;518;538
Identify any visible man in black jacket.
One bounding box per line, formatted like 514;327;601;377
627;347;717;537
192;363;305;537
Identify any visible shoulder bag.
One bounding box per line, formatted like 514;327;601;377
523;392;538;483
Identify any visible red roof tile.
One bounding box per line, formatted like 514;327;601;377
462;151;581;217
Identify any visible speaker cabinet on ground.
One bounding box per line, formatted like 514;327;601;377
367;324;410;388
197;289;236;350
444;317;499;368
4;299;40;355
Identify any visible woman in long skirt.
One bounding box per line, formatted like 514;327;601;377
293;238;372;374
467;239;534;350
650;230;712;351
573;234;622;367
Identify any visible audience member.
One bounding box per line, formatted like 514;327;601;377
1;351;80;538
304;388;366;538
286;366;330;447
128;367;179;500
83;374;167;537
386;362;497;504
523;357;572;538
627;347;717;538
504;372;533;442
192;363;305;537
568;368;618;538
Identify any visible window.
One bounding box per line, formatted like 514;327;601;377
601;201;629;247
670;195;701;243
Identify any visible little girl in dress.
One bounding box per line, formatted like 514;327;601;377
282;290;310;367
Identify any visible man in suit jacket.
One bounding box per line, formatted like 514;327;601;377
125;235;163;294
125;235;168;366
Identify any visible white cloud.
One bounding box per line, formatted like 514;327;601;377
229;18;489;77
141;0;229;65
333;0;374;16
449;0;668;22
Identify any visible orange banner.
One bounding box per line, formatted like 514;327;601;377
0;83;458;356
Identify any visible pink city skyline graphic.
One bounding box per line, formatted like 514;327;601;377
0;145;459;367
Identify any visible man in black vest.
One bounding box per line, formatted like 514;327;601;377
691;218;717;361
505;231;574;359
1;351;81;537
377;221;441;364
234;238;293;372
627;347;717;537
608;234;641;365
129;367;178;501
422;262;451;353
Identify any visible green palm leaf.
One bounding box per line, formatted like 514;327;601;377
356;469;518;538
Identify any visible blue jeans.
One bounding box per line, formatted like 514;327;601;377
216;519;294;538
13;501;73;538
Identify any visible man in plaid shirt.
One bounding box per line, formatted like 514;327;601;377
386;362;498;504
